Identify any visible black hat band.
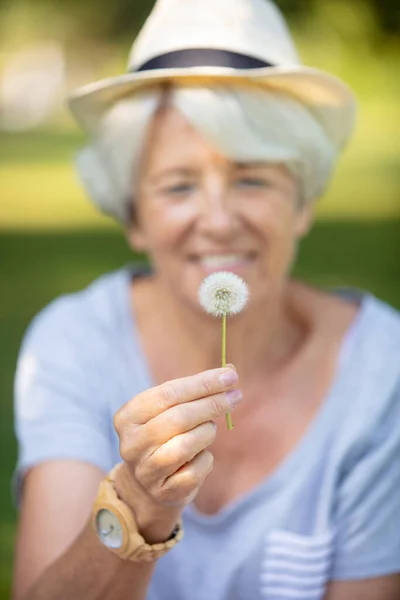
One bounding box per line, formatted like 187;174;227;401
133;48;273;72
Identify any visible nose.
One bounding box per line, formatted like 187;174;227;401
197;175;238;239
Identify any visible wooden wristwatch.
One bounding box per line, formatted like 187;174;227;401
92;463;183;562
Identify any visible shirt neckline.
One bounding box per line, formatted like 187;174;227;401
117;265;374;525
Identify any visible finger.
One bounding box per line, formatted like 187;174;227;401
117;366;239;426
136;422;217;487
158;449;214;506
144;388;242;446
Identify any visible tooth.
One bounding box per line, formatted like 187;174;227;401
200;254;243;267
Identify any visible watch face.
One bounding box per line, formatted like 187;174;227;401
96;509;124;549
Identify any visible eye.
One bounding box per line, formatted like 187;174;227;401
164;183;196;195
235;177;271;189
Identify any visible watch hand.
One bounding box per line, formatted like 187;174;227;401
101;525;114;537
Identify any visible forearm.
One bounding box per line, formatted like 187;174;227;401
18;521;155;600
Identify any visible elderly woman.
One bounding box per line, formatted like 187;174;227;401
12;1;400;599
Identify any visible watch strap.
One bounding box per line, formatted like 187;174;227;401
93;463;183;562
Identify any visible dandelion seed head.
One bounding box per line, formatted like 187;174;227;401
198;271;249;317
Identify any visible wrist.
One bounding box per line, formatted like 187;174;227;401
92;464;183;562
113;463;182;544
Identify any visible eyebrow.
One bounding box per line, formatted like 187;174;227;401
148;161;270;185
148;167;196;185
233;161;269;170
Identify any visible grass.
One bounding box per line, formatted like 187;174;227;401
0;130;112;230
1;222;400;598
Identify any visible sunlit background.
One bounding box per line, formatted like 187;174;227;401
1;1;399;596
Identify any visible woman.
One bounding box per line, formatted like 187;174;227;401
12;0;400;599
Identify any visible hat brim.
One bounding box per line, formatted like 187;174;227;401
68;65;357;148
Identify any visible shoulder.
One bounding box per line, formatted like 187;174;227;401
21;267;130;353
364;293;400;334
354;293;400;385
13;270;132;479
14;267;131;423
359;293;400;409
16;267;132;399
316;288;400;385
334;293;400;461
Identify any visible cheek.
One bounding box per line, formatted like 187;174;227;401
139;198;197;253
249;196;297;242
248;198;299;272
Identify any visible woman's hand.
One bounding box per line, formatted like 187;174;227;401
113;366;241;541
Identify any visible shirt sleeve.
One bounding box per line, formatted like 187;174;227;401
331;382;400;580
13;296;115;503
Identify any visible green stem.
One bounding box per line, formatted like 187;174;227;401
222;314;233;430
221;314;226;368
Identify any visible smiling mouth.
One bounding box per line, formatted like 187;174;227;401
189;253;257;270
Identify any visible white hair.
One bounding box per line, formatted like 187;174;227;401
75;84;337;223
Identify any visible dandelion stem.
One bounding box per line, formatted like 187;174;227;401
222;314;226;368
222;314;233;430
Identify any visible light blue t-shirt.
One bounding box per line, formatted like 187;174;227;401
14;266;400;600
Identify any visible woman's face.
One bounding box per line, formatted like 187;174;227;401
129;106;313;311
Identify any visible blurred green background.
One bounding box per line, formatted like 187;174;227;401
1;0;400;598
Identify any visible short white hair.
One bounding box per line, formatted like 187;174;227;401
76;84;337;223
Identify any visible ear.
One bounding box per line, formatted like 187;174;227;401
125;198;150;253
127;223;149;253
294;200;315;239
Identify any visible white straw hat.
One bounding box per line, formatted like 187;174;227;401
68;0;357;148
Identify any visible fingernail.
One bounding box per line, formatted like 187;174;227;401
226;363;237;371
226;389;243;408
219;369;239;386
